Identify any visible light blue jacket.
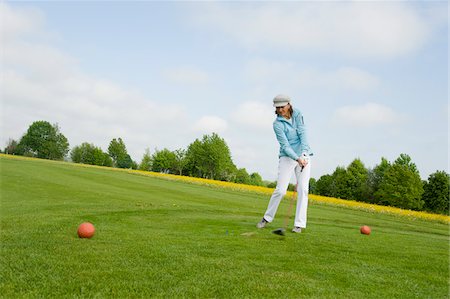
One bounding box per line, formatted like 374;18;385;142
273;108;312;160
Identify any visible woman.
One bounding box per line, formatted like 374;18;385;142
257;94;312;233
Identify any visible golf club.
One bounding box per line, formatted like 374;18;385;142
272;182;298;236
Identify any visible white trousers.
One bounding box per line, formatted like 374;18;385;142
263;156;311;228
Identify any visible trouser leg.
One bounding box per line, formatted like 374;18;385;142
294;158;311;228
263;157;297;222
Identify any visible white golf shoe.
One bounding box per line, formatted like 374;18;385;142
256;218;268;229
292;227;302;233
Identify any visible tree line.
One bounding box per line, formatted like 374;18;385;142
4;120;449;215
309;155;449;215
3;121;264;187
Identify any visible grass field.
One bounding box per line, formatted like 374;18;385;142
0;155;449;298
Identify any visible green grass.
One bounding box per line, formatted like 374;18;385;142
0;156;448;298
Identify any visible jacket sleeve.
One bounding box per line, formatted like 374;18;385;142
273;121;299;161
294;110;310;156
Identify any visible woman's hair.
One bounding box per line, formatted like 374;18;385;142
275;104;293;117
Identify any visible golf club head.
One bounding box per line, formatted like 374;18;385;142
272;228;286;236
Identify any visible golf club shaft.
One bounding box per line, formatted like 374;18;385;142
283;183;297;229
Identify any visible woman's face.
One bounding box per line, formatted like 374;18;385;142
276;104;291;118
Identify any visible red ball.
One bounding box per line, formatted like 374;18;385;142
360;225;371;235
77;222;95;238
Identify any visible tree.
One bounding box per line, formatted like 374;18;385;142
346;158;368;201
266;181;277;188
173;148;187;175
315;174;333;197
131;160;138;169
185;139;203;177
374;154;423;210
151;148;177;173
366;158;391;204
17;121;69;160
309;178;317;194
422;171;449;214
108;138;130;168
4;138;18;155
185;133;236;181
71;142;112;166
330;166;352;199
364;169;377;203
138;149;152;171
117;154;135;169
71;143;90;163
373;158;391;184
249;172;264;186
395;153;418;173
102;153;113;167
234;168;250;184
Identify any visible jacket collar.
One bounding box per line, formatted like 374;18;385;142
276;108;299;125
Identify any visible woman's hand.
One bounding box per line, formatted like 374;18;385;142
297;157;308;167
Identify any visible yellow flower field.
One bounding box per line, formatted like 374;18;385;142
2;154;449;224
129;168;450;224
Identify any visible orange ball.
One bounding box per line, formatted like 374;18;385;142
360;225;371;235
77;222;95;238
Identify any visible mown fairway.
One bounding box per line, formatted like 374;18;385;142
1;156;448;298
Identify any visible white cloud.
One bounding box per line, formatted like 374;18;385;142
190;2;437;58
332;102;403;127
232;101;273;130
0;3;190;161
4;40;78;79
192;116;228;133
331;67;380;91
243;58;295;83
163;66;210;85
1;2;445;183
296;67;380;91
243;58;379;92
0;3;44;40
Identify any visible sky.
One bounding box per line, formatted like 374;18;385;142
1;1;448;182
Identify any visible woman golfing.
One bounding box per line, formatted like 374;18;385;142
257;94;312;233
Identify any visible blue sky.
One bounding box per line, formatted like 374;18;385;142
1;1;448;181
